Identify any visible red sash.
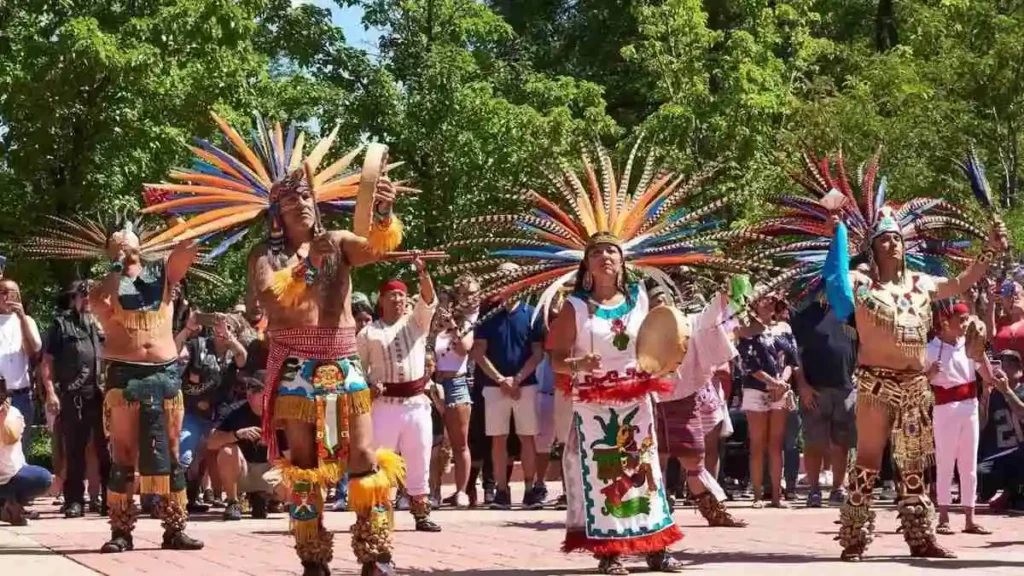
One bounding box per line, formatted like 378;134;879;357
932;382;975;405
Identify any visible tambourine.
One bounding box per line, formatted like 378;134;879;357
354;142;389;239
964;315;988;362
635;304;692;376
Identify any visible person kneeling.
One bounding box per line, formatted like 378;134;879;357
0;400;53;526
208;372;277;521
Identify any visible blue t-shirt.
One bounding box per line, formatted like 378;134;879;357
474;304;544;387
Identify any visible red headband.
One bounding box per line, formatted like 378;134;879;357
380;279;408;295
939;302;969;319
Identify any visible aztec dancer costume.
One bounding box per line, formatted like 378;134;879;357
22;214;223;553
142;113;408;576
437;139;761;573
752;149;1002;561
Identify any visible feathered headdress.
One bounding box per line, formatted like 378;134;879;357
436;137;773;320
139;112;401;258
20;212;224;284
752;147;984;294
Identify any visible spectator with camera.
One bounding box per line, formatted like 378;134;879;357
175;310;249;511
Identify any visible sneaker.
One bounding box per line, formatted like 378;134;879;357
522;487;543;510
331;497;348;511
828;488;847;506
483;486;496;505
454;491;470;508
222;500;243;521
806;489;823;508
489;489;512;510
88;498;101;514
249;493;268;519
187;500;211;514
555;494;567;510
534;484;549;505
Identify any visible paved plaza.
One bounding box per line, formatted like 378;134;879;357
1;486;1022;576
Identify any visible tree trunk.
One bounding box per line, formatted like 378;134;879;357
875;0;898;52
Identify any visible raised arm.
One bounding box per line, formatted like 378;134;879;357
166;239;202;287
934;221;1007;301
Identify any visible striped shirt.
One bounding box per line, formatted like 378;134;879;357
357;297;436;385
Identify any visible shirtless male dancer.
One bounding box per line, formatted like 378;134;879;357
90;225;204;553
247;170;404;576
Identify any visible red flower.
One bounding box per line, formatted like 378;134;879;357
611;318;625;333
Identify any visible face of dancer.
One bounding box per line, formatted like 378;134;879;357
938;311;968;340
380;288;407;323
278;183;317;234
106;230;141;264
586;243;622;286
871;231;904;269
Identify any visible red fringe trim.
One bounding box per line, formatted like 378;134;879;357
562;524;683;555
575;377;673;404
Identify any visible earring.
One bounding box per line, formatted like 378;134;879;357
582;271;593;292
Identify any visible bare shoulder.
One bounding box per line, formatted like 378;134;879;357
332;229;363;244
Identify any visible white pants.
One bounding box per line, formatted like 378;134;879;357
372;398;432;496
482;385;539;436
933;399;979;508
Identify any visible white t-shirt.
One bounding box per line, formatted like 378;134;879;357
0;313;39;391
357;297;437;385
926;336;978;388
0;406;27;485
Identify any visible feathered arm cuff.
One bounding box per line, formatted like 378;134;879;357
366;205;403;254
824;221;854;321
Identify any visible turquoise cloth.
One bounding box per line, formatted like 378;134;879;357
824;222;854;321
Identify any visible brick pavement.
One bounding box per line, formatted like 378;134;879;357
2;492;1022;575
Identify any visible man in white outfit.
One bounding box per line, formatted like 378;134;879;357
357;257;440;532
0;280;44;448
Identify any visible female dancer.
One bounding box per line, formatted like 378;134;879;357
548;233;683;575
737;291;800;508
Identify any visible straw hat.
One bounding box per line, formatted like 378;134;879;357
636;304;691;375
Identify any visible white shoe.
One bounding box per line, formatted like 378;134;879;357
454;492;470;508
331;498;348;512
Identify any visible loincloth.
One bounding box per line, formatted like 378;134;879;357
854;366;935;474
656;381;723;458
103;359;184;495
263;327;371;484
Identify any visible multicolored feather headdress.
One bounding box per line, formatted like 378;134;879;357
20;212;224;284
140;112;383;257
437;137;773;319
752;148;984;292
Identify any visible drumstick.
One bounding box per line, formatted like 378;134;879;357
384;251;448;262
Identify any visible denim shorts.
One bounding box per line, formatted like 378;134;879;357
440;376;472;407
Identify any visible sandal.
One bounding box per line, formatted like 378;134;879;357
910;541;956;559
935;522;954;536
645;550;683;573
597;555;629;575
963;524;992;535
